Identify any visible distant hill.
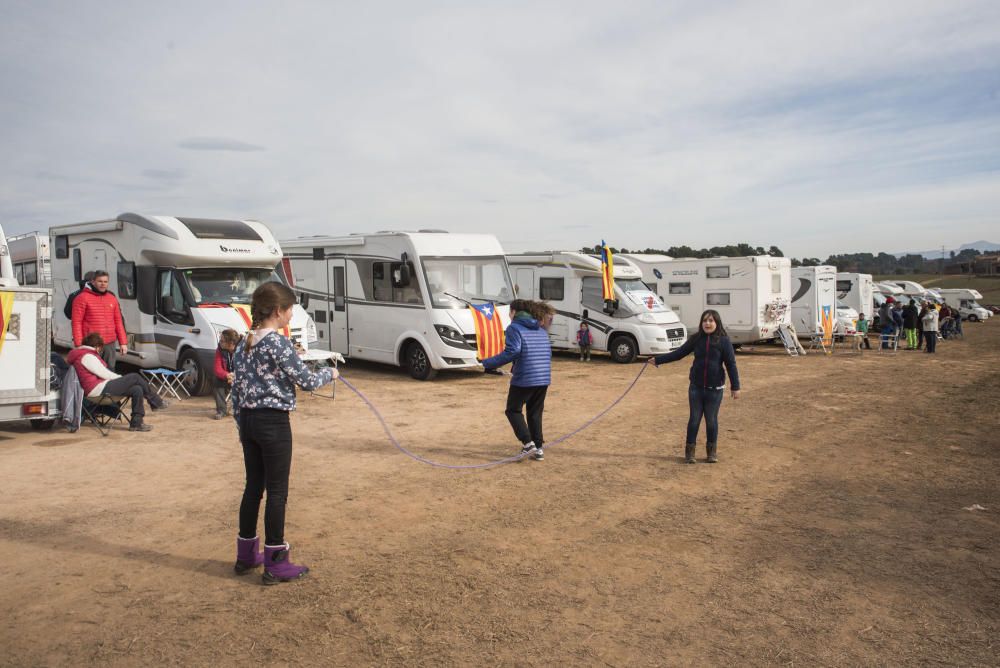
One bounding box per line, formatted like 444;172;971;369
893;240;1000;259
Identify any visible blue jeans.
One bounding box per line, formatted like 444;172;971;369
687;385;724;445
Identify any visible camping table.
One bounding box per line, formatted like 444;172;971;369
299;349;345;399
142;368;194;400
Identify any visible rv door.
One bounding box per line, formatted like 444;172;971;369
155;269;193;363
328;259;349;355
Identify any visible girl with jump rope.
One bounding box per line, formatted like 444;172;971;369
648;309;741;464
230;282;338;584
481;299;554;461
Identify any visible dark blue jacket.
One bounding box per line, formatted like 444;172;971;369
653;334;740;390
482;315;552;387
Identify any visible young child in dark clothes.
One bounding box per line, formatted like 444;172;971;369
213;329;241;420
576;322;593;361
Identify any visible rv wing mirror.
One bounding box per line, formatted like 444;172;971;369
603;299;619;316
582;309;589;320
162;295;175;314
299;291;310;309
392;262;412;288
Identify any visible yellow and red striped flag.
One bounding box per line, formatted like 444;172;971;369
600;240;615;301
0;291;14;354
229;303;290;338
469;302;505;360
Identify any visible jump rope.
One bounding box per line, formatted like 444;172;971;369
330;363;650;470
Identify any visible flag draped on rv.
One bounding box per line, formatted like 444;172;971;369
0;291;13;354
469;302;505;360
202;303;290;338
600;241;614;301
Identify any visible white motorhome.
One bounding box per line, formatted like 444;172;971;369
889;280;928;298
280;231;513;379
50;213;322;395
936;289;992;321
0;230;60;427
618;254;791;345
790;266;837;338
508;252;686;362
8;232;51;287
836;272;875;320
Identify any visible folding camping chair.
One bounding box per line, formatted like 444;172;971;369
142;368;193;400
807;333;832;355
81;393;132;437
878;330;900;354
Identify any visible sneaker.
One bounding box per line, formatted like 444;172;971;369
212;413;225;420
532;447;544;461
520;442;536;457
129;421;153;432
151;400;170;411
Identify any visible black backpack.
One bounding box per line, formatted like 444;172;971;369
63;290;81;319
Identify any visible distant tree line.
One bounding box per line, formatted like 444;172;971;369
580;243;987;274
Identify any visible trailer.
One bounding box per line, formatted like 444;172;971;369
49;213;325;395
280;231;513;379
617;254;791;345
508;252;687;362
790;266;837;339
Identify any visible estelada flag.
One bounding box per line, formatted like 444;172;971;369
0;291;14;354
469;302;505;359
600;240;615;301
229;303;290;338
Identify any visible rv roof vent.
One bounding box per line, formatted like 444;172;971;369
176;217;263;241
417;229;448;233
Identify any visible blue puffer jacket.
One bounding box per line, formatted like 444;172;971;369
482;314;552;387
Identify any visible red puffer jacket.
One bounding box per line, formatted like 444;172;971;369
71;284;127;347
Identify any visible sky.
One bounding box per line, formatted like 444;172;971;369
1;0;998;259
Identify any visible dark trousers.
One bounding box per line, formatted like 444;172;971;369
924;331;937;353
916;324;924;349
213;380;230;416
686;384;724;446
238;408;293;545
100;343;118;371
103;373;161;422
505;385;548;446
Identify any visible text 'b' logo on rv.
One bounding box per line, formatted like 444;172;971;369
219;245;252;254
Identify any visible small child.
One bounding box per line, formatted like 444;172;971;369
213;329;241;420
855;313;871;351
575;322;593;361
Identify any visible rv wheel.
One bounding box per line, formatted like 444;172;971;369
405;342;438;381
178;349;213;396
609;335;638;364
968;314;978;322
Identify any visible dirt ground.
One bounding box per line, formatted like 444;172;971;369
2;323;998;667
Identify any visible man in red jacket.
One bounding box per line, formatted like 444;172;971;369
72;270;128;368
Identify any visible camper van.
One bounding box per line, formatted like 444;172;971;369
0;224;60;428
617;254;791;345
279;231;513;379
8;232;51;287
507;252;686;362
50;213;322;395
888;280;929;299
936;289;992;321
836;272;874;320
790;266;837;338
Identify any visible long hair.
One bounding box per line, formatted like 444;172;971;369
697;309;728;342
244;281;297;352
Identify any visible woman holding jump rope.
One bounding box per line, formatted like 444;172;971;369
648;309;741;464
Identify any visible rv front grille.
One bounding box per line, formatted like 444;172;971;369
666;327;685;340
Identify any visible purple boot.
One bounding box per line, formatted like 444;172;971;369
234;535;264;575
263;543;309;585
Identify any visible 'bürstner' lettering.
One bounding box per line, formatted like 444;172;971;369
219;245;252;254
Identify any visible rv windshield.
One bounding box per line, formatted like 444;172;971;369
422;256;514;308
180;267;280;305
616;278;667;313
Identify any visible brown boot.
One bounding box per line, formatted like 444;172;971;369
706;443;718;463
684;443;696;464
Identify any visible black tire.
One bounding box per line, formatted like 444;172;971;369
30;418;57;430
608;335;638;364
968;314;978;322
178;348;213;396
405;342;437;381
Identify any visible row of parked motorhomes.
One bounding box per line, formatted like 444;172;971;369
0;215;992;426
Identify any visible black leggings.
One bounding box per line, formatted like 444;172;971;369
238;408;293;545
686;384;724;446
102;373;161;421
505;385;548;446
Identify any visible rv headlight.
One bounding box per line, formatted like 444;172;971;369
306;317;318;344
638;313;657;324
434;324;471;349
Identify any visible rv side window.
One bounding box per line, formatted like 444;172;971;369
15;263;24;284
373;261;424;304
117;261;136;299
706;266;730;279
333;265;346;311
55;235;68;259
72;249;82;282
668;282;691;295
772;273;782;293
706;292;731;306
539;277;564;301
157;271;191;323
23;262;37;285
836;280;852;293
581;277;606;311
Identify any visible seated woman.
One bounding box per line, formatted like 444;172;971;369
66;332;167;431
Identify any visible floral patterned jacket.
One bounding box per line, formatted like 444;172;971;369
231;330;333;419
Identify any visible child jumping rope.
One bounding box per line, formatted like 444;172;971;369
648;309;741;464
481;299;553;461
231;282;338;584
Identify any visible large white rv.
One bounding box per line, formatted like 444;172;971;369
50;214;322;395
280;231;513;379
507;252;687;362
8;232;51;287
790;266;837;338
617;254;791;345
936;289;991;321
836;272;874;319
0;223;14;286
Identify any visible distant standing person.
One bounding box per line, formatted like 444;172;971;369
213;329;241;420
921;304;940;353
902;299;919;350
648;309;741;464
856;312;871;351
575;322;593;361
71;270;127;369
480;299;553;462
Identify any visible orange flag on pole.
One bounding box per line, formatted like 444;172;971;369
600;240;615;301
469;302;505;360
0;291;13;354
